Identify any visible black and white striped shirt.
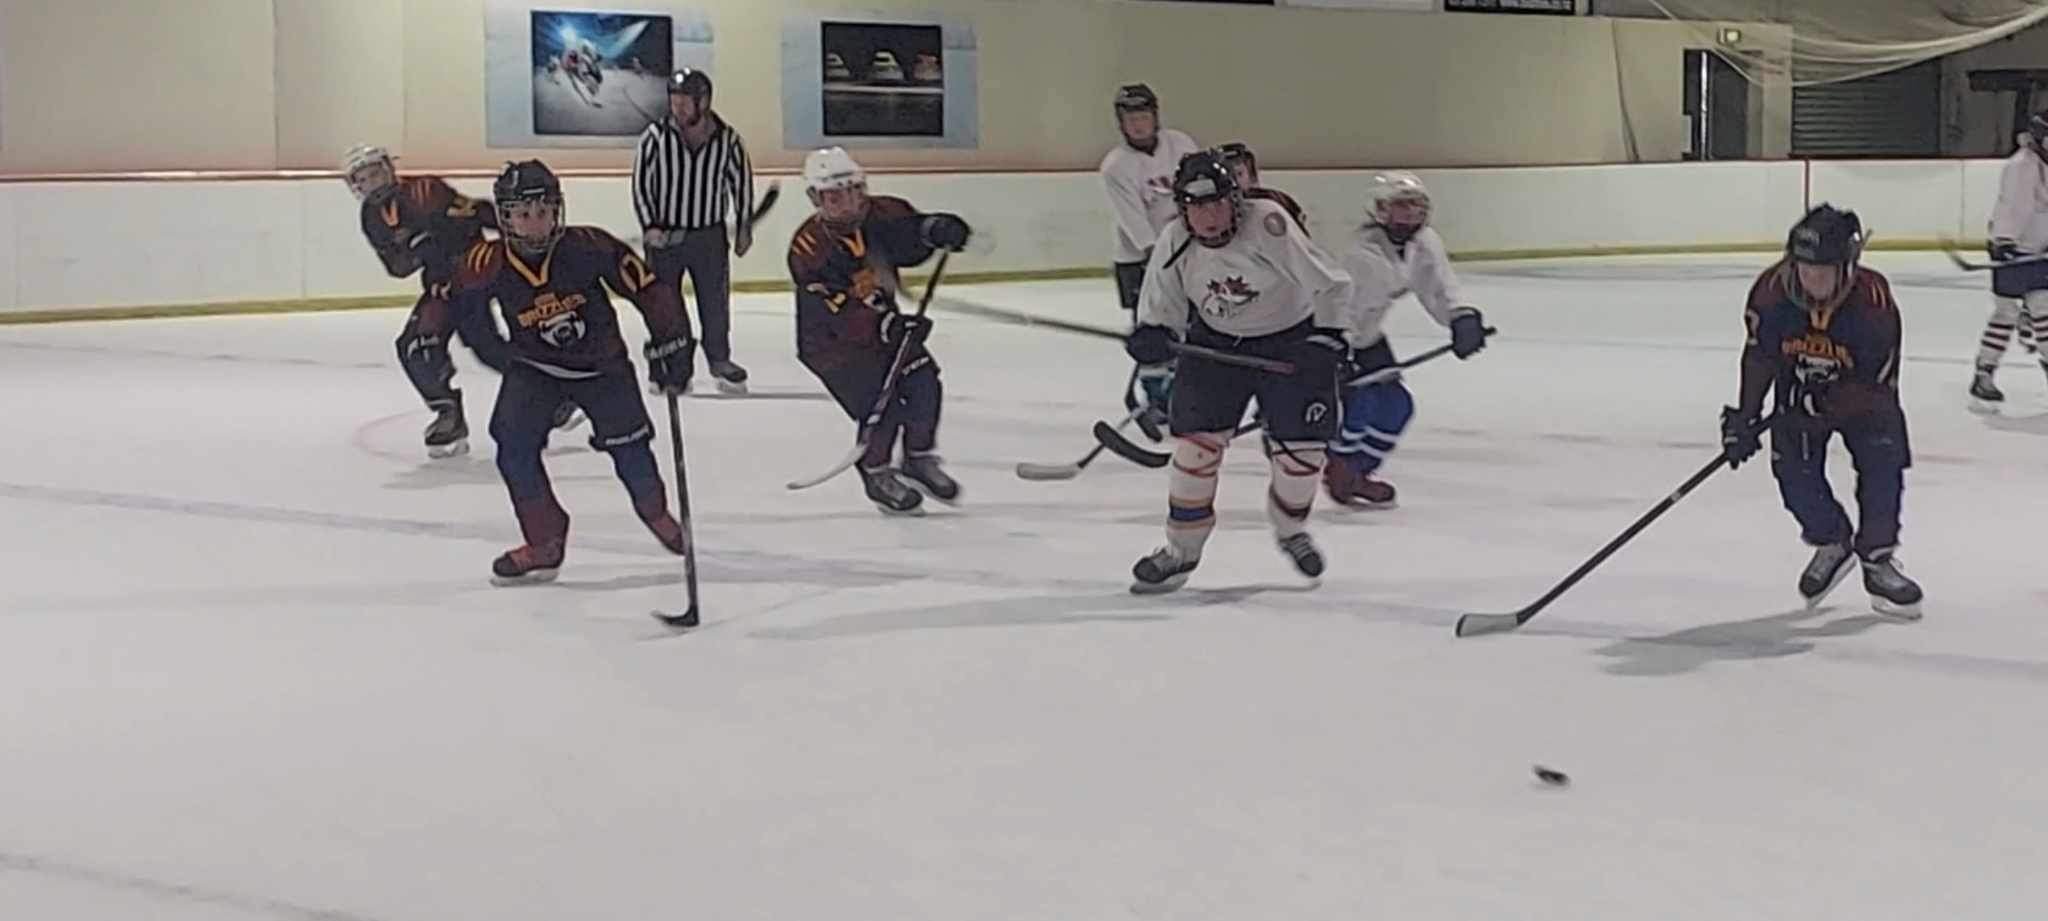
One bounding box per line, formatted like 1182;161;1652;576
632;114;754;231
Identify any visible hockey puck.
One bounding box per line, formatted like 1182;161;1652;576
1533;765;1570;787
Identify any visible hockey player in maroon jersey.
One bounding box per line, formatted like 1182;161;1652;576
1721;204;1923;618
344;144;578;458
785;147;973;515
1217;142;1307;233
441;160;697;584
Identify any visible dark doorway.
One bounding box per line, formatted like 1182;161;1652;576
1684;49;1751;160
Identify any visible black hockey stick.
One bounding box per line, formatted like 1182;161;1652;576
1943;242;2048;272
934;297;1296;374
1099;329;1502;468
651;391;701;628
786;250;950;490
1454;413;1776;638
1016;408;1144;480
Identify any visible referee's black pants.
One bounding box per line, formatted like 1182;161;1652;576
647;224;734;364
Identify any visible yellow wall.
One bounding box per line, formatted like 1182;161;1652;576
0;0;1789;174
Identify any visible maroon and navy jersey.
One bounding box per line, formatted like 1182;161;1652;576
785;195;940;367
1744;262;1904;419
359;176;497;283
447;227;689;376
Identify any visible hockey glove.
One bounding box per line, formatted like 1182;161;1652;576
921;214;973;252
1135;364;1174;412
1991;237;2024;264
1720;406;1763;468
1450;309;1489;359
1126;324;1178;366
644;334;698;395
880;311;933;348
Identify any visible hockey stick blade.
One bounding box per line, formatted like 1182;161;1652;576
1015;461;1083;481
786;439;866;490
651;605;700;629
1094;421;1171;468
1453;611;1526;638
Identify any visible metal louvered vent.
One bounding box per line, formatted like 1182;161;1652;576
1792;60;1942;157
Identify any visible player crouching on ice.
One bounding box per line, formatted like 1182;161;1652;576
787;147;973;515
442;160;698;584
1720;204;1923;618
1325;171;1488;510
1125;150;1354;594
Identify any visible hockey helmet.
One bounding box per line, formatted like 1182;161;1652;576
341;144;396;201
669;68;712;100
803;147;866;195
1113;83;1159;115
1217;141;1258;185
494;159;566;257
1368;171;1432;242
1786;204;1864;267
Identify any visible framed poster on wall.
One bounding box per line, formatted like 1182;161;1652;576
781;14;979;150
483;1;714;148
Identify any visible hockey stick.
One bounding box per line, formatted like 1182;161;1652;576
1454;413;1776;638
651;391;701;628
934;298;1296;374
1016;408;1145;480
1098;329;1503;467
1943;244;2048;272
786;250;950;491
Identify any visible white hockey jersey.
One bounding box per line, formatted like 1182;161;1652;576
1138;198;1355;339
1338;223;1472;347
1100;128;1201;264
1989;147;2048;253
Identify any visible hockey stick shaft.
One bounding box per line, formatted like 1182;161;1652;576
1454;414;1774;638
934;298;1294;374
656;392;701;627
1944;246;2048;272
786;251;950;490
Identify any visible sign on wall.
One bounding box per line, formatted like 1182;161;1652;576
1277;0;1435;10
780;15;979;150
483;1;715;148
1444;0;1578;12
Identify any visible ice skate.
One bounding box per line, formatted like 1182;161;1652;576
424;403;469;459
1130;545;1198;595
1277;532;1325;580
551;400;586;432
709;360;750;395
1798;540;1855;609
1860;551;1924;620
1324;462;1397;510
901;453;960;503
860;466;925;516
491;539;564;586
1968;365;2004;413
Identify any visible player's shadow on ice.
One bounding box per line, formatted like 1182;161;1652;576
1593;606;1891;677
1978;410;2048;436
378;449;601;491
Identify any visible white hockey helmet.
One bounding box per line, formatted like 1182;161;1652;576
1368;170;1431;230
341;144;397;201
804;146;866;194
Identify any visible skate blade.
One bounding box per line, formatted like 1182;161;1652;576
715;379;749;395
1331;498;1398;513
905;479;961;506
490;567;559;587
876;503;926;518
427;439;470;459
1967;398;2001;415
1871;597;1923;621
1129;573;1190;595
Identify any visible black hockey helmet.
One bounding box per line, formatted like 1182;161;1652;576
669;68;712;100
1786;203;1864;267
1173;149;1239;206
495;159;565;256
1217;141;1258;184
1113;83;1158;115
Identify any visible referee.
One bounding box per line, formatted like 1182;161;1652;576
633;68;756;393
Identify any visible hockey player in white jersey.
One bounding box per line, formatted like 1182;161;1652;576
1101;84;1201;436
1325;172;1489;509
1972;110;2048;408
1124;150;1355;593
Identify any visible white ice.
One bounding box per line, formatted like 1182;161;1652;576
3;252;2047;920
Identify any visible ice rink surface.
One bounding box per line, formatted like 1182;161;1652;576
4;252;2047;919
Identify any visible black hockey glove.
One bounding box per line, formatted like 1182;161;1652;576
1720;406;1763;468
880;311;933;348
1126;324;1178;366
644;334;698;395
1990;237;2024;264
1450;309;1489;359
921;214;973;252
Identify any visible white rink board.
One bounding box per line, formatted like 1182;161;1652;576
0;159;2021;314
